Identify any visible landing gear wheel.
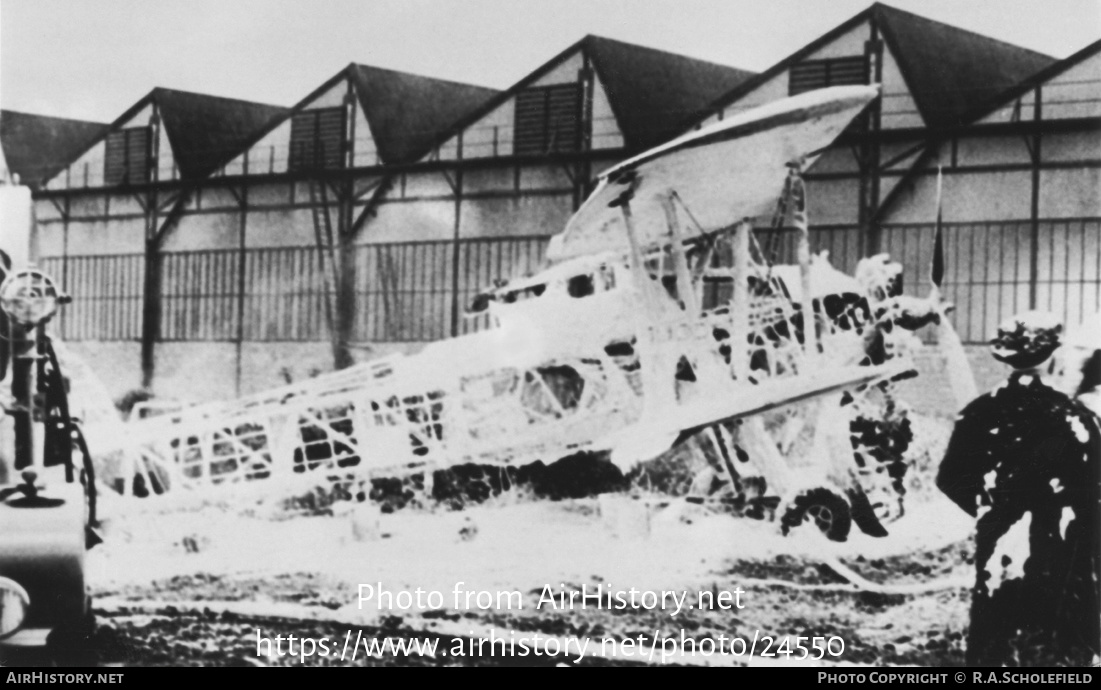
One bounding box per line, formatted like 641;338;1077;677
806;503;835;531
781;488;852;542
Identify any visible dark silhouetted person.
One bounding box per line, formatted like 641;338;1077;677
937;311;1100;666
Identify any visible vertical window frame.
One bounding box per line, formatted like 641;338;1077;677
513;84;583;156
288;106;347;171
103;126;153;186
788;56;869;96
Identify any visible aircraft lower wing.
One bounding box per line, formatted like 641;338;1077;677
605;359;912;470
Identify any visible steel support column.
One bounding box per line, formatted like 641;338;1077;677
332;177;357;370
329;86;359;370
140;192;191;389
575;55;596;210
234;171;249;396
140;111;162;389
860;22;885;256
450;134;465;338
59;193;71;340
1028;87;1043;309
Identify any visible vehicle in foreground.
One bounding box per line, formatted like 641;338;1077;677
1;181;100;666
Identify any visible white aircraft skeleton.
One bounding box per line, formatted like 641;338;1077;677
74;85;973;540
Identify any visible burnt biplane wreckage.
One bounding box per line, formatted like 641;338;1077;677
86;84;971;541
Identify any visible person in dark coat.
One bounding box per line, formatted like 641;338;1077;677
937;311;1100;667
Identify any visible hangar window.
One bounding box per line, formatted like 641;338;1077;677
513;84;582;156
288;107;346;171
789;57;868;95
104;126;152;185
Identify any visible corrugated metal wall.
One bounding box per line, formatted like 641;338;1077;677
41;235;547;343
44;254;145;340
755;219;1100;342
880;218;1101;342
40;219;1100;346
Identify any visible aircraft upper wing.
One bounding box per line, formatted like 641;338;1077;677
547;85;880;262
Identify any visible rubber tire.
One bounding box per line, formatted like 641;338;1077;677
781;488;852;542
46;612;99;667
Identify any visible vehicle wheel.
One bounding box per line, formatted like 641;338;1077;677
46;614;99;667
781;488;852;542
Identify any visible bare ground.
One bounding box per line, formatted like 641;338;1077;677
81;414;976;667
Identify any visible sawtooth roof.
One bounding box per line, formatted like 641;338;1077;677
692;2;1057;131
584;36;757;149
46;88;290;183
877;4;1056;128
348;64;500;165
963;38;1101;122
0;110;108;187
151;88;290;179
432;34;757;155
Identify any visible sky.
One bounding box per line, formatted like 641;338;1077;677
1;0;1099;123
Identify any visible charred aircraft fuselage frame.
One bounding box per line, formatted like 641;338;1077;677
91;87;940;539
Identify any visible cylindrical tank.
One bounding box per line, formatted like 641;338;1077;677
1;183;35;269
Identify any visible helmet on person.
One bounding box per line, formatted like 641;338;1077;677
990;310;1062;369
